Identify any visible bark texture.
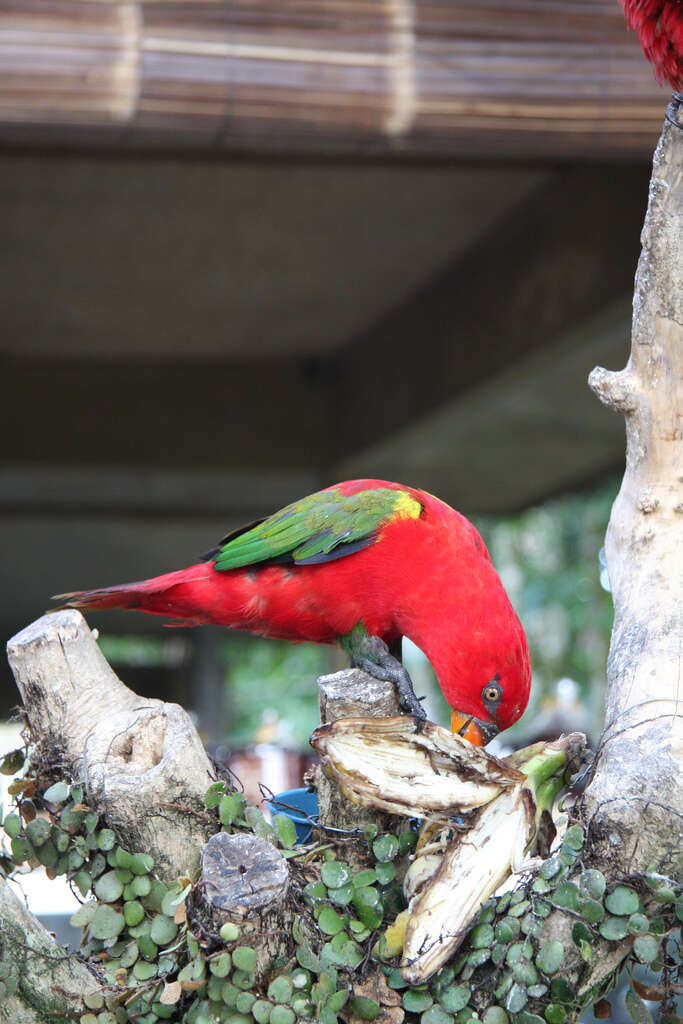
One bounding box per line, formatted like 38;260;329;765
518;106;683;1010
586;106;682;879
6;610;218;882
314;670;403;865
0;875;100;1023
190;832;293;977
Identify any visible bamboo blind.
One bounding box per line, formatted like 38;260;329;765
0;1;668;158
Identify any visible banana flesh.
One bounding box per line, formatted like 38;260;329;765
401;785;535;982
310;716;523;821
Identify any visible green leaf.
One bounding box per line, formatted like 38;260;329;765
563;825;584;850
544;1006;566;1024
353;885;380;907
634;935;659;963
94;871;125;903
483;1009;508;1024
579;898;605;924
97;829;116;851
549;978;575;1003
599;916;628;941
150;914;178;946
329;883;354;907
504;983;527;1014
384;968;408;990
540;858;561;880
399;830;417;854
403;991;433;1013
10;837;32;863
268;976;293;1004
322;862;351;889
219;920;239;943
74;869;91;897
211;952;233;978
252;1000;274;1023
496;918;520;943
133;959;157;981
350;996;381;1021
43;781;70;804
439;986;470;1013
470;923;494;949
90;906;125;940
571;922;591;945
130;852;154;875
513;963;539;986
536;941;564;975
161;884;190;918
0;748;25;775
70;901;97;928
422;1005;454;1024
131;875;152;897
318;907;345;936
627;913;649;935
296;944;320;972
244;805;275;840
26;818;51;847
375;861;396;885
204;781;226;808
3;814;21;839
373;835;400;862
508;899;531;918
137;934;159;960
233;947;258;973
578;869;606;900
353;869;377;888
605;886;639;916
467;948;491;968
625;985;655;1024
272;814;297;849
551;883;579;911
305;880;326;900
578;939;593;964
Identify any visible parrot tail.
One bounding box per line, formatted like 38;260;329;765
51;564;216;622
52;582;150;612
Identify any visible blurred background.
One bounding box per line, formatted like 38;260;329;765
0;0;669;981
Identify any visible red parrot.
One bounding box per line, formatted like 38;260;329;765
54;480;531;746
620;0;683;90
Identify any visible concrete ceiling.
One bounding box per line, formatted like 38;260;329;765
0;155;546;359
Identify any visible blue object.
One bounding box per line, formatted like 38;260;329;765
266;788;319;844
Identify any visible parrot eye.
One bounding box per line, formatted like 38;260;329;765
482;680;502;706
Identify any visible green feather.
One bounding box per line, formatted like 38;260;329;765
211;486;422;572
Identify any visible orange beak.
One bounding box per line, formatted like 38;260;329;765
451;710;498;747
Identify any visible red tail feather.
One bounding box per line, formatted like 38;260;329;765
52;582;149;612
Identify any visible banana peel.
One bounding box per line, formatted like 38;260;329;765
310;716;524;821
310;717;586;985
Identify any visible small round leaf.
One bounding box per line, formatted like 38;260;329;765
536;941;564;975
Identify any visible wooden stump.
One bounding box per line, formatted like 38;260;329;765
314;668;406;866
189;832;293;978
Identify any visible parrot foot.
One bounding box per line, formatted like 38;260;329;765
350;634;427;724
665;92;683;130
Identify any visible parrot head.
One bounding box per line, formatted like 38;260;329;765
438;620;531;746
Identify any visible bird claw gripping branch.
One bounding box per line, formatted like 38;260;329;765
348;632;427;723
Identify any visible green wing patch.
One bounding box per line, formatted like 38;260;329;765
210;486;422;572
